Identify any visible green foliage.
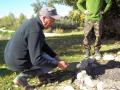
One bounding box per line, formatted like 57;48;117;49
44;28;52;33
19;13;26;24
0;13;15;30
30;0;83;32
53;28;64;33
49;0;78;9
31;0;54;14
0;13;27;31
69;10;84;25
0;32;14;40
50;0;120;10
31;0;43;14
53;17;79;32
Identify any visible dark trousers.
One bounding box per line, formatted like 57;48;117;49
15;53;57;80
83;20;102;50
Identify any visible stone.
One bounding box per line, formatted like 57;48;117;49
117;51;120;55
77;70;87;81
97;81;103;90
63;85;74;90
102;54;115;60
84;75;95;88
115;56;120;61
94;55;102;60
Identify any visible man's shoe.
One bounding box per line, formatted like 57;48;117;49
13;77;28;87
13;78;36;90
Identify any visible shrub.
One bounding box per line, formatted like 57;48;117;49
53;28;64;33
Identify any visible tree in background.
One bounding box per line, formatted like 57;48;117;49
30;0;120;35
31;0;43;14
0;13;15;30
19;13;26;25
49;0;78;9
49;0;84;28
50;0;120;37
31;0;81;33
0;13;27;31
101;0;120;38
31;0;54;14
69;10;85;26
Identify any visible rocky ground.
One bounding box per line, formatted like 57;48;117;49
33;52;120;90
75;58;120;90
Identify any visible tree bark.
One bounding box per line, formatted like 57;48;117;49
101;0;120;38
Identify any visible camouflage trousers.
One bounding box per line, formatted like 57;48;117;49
83;20;102;50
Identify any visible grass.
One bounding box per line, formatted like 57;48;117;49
0;31;120;90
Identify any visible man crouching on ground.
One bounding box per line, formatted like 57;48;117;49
4;6;68;90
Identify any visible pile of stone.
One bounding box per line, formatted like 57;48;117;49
74;55;120;90
75;69;120;90
38;51;120;90
75;70;103;90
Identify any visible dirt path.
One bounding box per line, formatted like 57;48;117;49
44;33;61;37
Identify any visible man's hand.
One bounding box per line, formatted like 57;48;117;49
58;61;68;70
84;10;90;15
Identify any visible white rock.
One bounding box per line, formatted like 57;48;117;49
89;56;95;59
74;79;81;87
76;63;81;68
77;70;87;80
76;73;82;81
97;81;103;90
80;86;89;90
115;56;120;61
102;54;115;60
94;55;102;60
63;85;74;90
13;85;19;88
110;89;117;90
84;75;95;88
33;89;38;90
117;51;120;55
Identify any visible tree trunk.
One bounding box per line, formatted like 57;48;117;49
101;0;120;38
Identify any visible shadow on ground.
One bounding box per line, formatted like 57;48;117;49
0;40;8;65
36;60;120;87
35;62;80;87
85;60;120;79
0;68;13;76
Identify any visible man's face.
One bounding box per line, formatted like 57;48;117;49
43;17;55;29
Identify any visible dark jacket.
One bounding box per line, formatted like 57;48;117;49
4;16;58;71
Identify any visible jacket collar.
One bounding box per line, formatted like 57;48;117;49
36;15;44;30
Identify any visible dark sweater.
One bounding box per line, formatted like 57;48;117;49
4;16;58;71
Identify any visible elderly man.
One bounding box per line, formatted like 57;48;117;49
4;7;68;90
77;0;112;58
